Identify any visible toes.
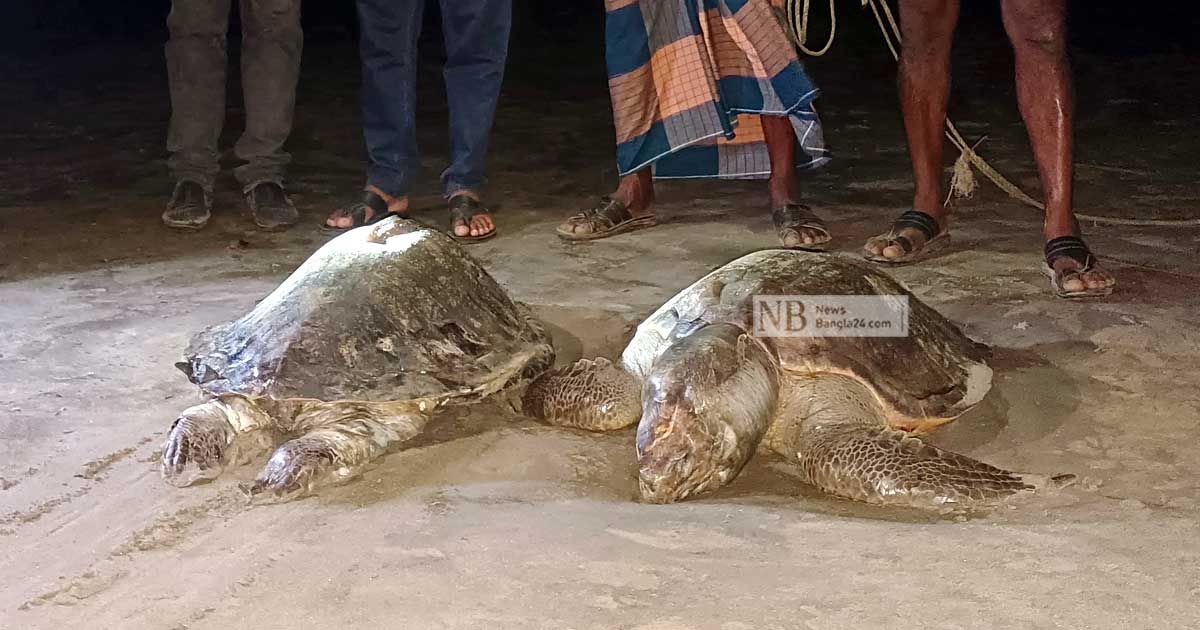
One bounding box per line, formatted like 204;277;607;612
800;228;829;246
863;237;889;257
880;243;905;259
1082;269;1116;290
470;215;494;237
1052;259;1115;293
453;219;471;237
781;228;826;248
1059;274;1087;293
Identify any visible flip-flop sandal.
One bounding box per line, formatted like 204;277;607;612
556;197;658;242
448;195;497;243
320;190;398;233
773;203;831;252
862;209;950;265
1043;235;1115;299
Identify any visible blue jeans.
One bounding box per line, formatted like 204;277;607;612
357;0;511;199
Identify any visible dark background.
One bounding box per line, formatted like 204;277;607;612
0;0;1194;217
0;0;1194;275
1;1;1198;54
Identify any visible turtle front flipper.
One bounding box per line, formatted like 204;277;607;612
522;357;642;431
161;394;278;487
249;398;435;501
790;425;1033;508
768;373;1032;509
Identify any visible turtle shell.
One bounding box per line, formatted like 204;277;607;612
622;249;991;421
179;218;554;404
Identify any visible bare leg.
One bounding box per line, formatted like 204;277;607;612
864;0;959;260
161;394;278;487
250;398;434;500
762;115;830;247
612;169;655;217
1001;0;1115;293
762;115;800;208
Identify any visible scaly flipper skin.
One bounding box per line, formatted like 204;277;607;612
766;373;1031;508
160;394;277;486
791;424;1032;507
522;358;642;431
249;399;435;500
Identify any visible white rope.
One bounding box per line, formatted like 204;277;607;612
787;0;837;57
780;0;1200;227
865;0;1048;211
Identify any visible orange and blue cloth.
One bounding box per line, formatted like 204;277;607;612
606;0;830;179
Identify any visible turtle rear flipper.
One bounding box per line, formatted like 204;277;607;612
770;372;1033;509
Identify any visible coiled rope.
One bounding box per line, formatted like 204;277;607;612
780;0;1200;227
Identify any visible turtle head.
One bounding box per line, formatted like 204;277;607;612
635;323;779;503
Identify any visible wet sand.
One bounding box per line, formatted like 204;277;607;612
2;21;1199;630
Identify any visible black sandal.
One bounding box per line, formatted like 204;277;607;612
162;180;212;231
772;203;831;251
556;197;658;242
1043;235;1115;299
448;195;497;243
321;190;398;233
863;210;950;265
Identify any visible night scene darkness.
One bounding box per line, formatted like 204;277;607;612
2;1;1199;627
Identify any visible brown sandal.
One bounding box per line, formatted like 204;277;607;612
556;197;658;241
773;203;831;251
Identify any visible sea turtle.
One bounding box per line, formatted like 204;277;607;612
160;217;554;498
523;248;1048;508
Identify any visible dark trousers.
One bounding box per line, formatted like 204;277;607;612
357;0;511;198
165;0;302;192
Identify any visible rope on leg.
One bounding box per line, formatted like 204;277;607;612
780;0;1200;227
